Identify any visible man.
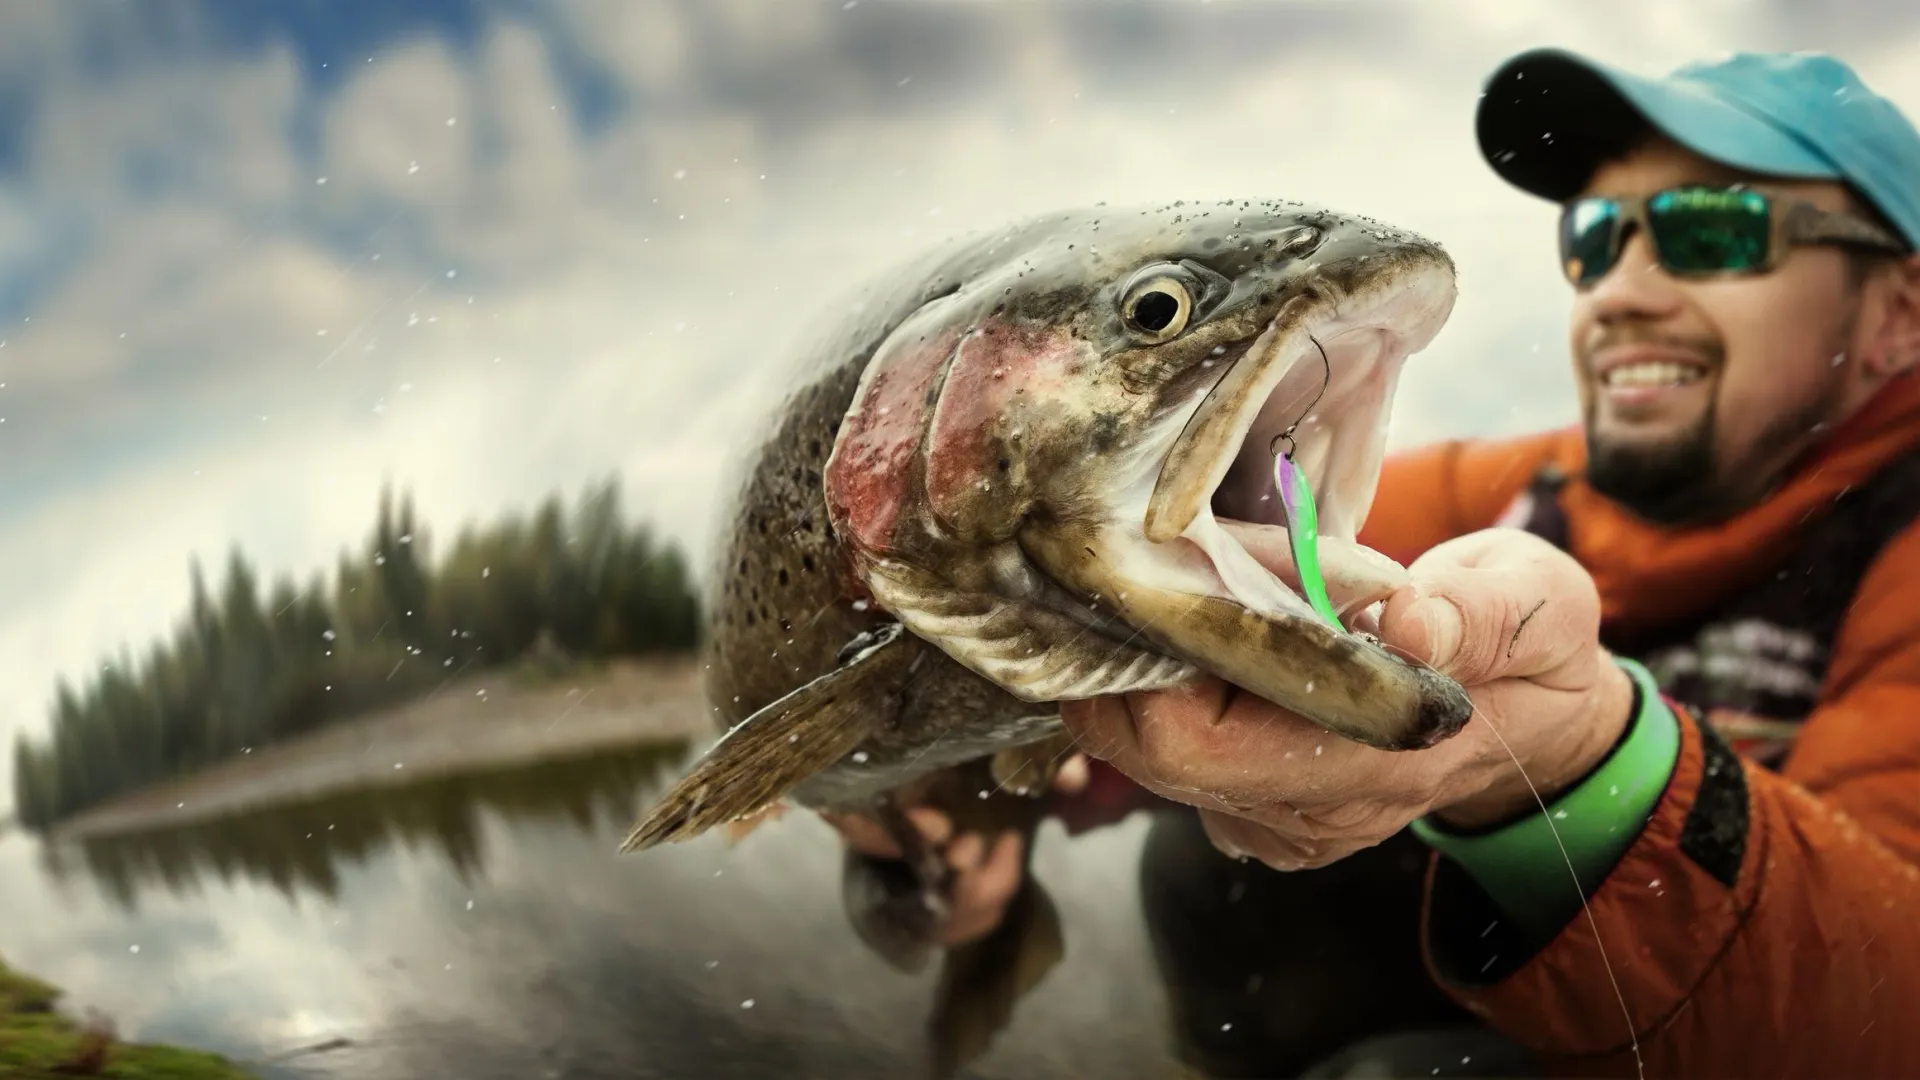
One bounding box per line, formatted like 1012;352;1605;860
835;47;1920;1077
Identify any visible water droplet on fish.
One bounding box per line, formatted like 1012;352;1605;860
1314;745;1323;756
851;600;869;612
741;998;756;1009
851;751;869;763
1304;680;1315;693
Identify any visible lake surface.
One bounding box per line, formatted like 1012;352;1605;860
0;736;1190;1080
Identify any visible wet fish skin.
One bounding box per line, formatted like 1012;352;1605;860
629;197;1473;848
621;199;1472;1077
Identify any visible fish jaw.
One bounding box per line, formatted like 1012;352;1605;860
1021;521;1470;750
1019;255;1475;751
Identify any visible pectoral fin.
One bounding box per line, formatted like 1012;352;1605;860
619;622;919;853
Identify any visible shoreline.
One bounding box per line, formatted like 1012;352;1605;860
50;655;714;842
0;954;256;1078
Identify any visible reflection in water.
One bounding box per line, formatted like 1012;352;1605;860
40;741;688;914
9;739;1174;1079
8;733;1509;1079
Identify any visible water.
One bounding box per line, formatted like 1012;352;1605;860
0;739;1180;1079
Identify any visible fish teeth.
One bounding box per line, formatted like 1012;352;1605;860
1603;362;1706;388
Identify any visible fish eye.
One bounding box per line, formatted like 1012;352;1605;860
1119;271;1193;342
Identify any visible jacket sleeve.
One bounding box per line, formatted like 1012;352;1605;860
1417;523;1920;1078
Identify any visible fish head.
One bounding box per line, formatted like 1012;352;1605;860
825;201;1471;751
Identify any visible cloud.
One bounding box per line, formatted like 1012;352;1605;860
3;0;1920;791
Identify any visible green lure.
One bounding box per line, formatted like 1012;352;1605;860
1273;448;1342;630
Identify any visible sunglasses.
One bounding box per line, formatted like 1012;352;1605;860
1558;184;1908;288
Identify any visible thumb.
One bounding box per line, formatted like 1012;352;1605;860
1378;530;1598;685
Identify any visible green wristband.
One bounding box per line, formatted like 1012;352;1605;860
1410;656;1681;942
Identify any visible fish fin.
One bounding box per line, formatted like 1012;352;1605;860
619;622;917;853
926;878;1065;1080
988;730;1076;797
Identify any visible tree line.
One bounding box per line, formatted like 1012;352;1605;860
10;476;702;832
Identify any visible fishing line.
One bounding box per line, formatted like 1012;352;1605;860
1268;333;1333;463
1381;640;1645;1080
1262;332;1643;1073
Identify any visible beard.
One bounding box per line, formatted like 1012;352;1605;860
1583;377;1847;527
1583;412;1721;525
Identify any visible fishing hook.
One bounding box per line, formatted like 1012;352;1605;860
1268;334;1333;461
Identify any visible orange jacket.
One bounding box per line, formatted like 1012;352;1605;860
1358;372;1920;1077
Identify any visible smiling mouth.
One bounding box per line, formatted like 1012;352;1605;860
1601;361;1709;389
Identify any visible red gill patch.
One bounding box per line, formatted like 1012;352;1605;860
823;324;963;556
924;319;1079;537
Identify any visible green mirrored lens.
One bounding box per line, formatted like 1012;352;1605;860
1560;198;1620;285
1647;187;1771;273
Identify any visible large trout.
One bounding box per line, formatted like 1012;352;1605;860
623;199;1469;1071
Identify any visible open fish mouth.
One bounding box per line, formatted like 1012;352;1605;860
1150;264;1454;625
1019;259;1474;750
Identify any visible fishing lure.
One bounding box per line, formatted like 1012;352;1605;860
1273;443;1342;630
1271;336;1342;631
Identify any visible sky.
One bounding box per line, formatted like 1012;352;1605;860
2;0;1918;793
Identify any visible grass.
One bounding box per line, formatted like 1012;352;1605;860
0;956;254;1079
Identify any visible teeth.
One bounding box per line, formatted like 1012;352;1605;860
1603;362;1705;388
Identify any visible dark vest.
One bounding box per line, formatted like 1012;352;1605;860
1502;453;1920;768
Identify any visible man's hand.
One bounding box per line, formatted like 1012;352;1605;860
1057;528;1635;872
820;754;1092;946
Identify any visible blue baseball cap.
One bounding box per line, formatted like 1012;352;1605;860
1475;48;1920;250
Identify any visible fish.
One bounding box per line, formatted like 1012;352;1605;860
620;198;1470;1073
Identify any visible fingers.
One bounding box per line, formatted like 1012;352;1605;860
824;808;1026;946
1060;677;1242;785
1065;676;1353;808
942;829;1025;946
1382;527;1600;685
1052;752;1091;795
821;806;953;859
1198;808;1375;872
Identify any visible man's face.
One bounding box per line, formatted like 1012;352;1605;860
1568;138;1885;525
